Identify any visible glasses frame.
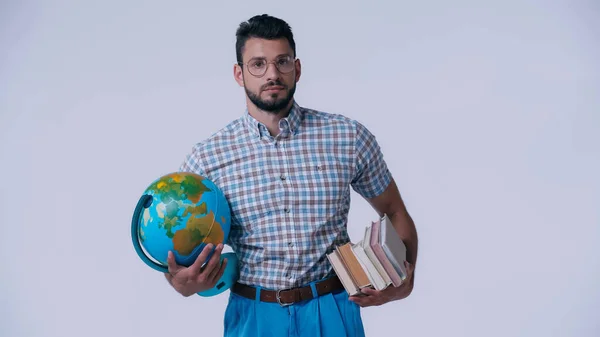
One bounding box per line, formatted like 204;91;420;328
238;55;297;78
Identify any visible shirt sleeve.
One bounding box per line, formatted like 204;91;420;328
351;121;392;199
178;144;208;176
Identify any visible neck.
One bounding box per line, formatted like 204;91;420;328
246;99;294;136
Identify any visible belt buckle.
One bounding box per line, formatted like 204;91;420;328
276;288;293;307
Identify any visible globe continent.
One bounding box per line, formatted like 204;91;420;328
138;172;231;267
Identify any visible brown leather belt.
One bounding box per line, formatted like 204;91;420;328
231;276;344;306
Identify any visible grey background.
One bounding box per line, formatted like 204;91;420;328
1;0;599;336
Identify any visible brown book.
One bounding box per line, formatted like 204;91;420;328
336;243;371;289
327;213;407;296
326;250;361;296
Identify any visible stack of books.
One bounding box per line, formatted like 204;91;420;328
327;214;408;296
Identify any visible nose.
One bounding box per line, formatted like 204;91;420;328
264;62;281;82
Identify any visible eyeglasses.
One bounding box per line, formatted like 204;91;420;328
239;55;296;77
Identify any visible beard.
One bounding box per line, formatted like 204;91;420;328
245;80;296;114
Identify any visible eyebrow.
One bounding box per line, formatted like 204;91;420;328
249;53;291;60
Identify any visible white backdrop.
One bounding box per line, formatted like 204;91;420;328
1;1;599;336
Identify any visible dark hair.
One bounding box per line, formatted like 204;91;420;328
235;14;296;64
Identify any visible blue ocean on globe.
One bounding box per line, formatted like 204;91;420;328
137;172;232;267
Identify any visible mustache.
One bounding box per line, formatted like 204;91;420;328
261;81;287;91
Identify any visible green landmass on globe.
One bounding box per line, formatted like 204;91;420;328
139;173;227;256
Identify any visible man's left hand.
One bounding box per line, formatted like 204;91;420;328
348;261;415;307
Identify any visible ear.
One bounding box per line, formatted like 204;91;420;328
294;59;302;83
233;64;244;87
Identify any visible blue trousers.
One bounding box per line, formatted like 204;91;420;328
223;285;366;337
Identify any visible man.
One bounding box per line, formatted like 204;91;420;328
164;14;418;337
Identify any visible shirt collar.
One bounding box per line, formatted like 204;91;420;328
244;101;303;139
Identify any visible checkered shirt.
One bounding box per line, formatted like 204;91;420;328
179;101;392;290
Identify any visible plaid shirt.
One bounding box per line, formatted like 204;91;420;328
179;101;392;290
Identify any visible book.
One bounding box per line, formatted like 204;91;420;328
370;214;406;286
326;249;360;296
326;213;408;295
352;241;388;290
336;243;372;289
380;213;408;280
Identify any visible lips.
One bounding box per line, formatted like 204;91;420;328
263;86;285;92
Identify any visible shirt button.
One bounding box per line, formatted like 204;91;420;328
316;165;322;171
284;208;290;213
280;174;286;181
288;242;294;247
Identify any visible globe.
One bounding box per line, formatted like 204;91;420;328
131;172;239;297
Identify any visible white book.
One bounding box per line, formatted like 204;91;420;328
380;214;408;280
326;214;408;295
327;250;360;296
361;224;393;286
352;241;387;291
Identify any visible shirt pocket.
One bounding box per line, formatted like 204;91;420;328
291;158;352;217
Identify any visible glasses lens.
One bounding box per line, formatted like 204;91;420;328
246;56;295;76
248;59;266;76
276;57;294;73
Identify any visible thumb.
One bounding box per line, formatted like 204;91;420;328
167;251;181;275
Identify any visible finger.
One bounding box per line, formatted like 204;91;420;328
206;259;227;286
360;287;379;296
189;243;214;275
348;295;360;303
167;251;180;275
209;257;228;283
349;295;371;307
200;243;223;277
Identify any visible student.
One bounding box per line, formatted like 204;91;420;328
164;14;418;337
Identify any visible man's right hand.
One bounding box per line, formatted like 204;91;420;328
164;243;228;297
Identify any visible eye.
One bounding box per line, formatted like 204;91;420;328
250;60;265;68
